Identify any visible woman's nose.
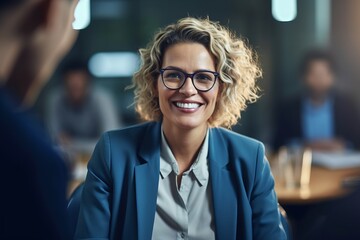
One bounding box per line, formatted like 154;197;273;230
179;77;198;96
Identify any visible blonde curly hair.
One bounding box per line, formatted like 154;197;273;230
131;17;262;128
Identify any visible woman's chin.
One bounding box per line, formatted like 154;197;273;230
172;117;207;130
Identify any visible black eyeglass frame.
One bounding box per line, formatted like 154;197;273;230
159;68;220;92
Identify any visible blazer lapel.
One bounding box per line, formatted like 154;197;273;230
208;128;237;240
135;122;161;240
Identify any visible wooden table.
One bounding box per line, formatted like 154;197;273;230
275;166;360;204
67;154;360;204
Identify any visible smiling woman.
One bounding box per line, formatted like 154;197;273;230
132;17;262;128
75;17;286;240
158;42;219;133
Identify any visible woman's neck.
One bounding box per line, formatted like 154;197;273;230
162;120;208;174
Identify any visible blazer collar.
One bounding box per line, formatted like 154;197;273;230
138;121;162;166
208;128;229;167
135;121;161;240
208;128;237;240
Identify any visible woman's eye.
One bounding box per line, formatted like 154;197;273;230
165;72;182;79
195;73;212;81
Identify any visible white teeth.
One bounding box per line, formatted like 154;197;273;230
175;102;200;109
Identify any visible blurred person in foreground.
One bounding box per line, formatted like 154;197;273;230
275;50;360;151
0;0;78;239
46;62;120;152
75;17;286;240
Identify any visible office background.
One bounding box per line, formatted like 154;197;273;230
35;0;360;147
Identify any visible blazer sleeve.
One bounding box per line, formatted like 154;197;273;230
251;143;287;240
75;133;112;240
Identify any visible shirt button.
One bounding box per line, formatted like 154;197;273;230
181;232;185;238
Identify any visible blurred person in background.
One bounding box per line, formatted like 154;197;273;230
75;17;286;240
275;50;360;151
46;61;120;152
0;0;78;239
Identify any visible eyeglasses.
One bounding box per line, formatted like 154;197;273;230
159;68;219;92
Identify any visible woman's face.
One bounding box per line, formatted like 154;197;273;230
157;42;220;130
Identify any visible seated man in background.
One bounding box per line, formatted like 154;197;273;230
275;50;360;151
0;0;78;238
47;62;120;152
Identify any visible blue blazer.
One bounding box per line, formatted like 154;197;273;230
75;122;286;240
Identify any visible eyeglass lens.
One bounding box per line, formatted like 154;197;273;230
162;69;216;91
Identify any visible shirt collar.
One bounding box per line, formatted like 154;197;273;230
159;127;209;186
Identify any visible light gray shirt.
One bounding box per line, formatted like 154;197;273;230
151;129;215;240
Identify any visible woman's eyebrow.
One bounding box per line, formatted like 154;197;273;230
163;66;215;72
162;66;184;71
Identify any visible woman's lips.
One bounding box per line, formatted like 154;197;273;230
172;101;204;112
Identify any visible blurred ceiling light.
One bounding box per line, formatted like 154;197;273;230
72;0;91;30
89;52;140;78
272;0;297;22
